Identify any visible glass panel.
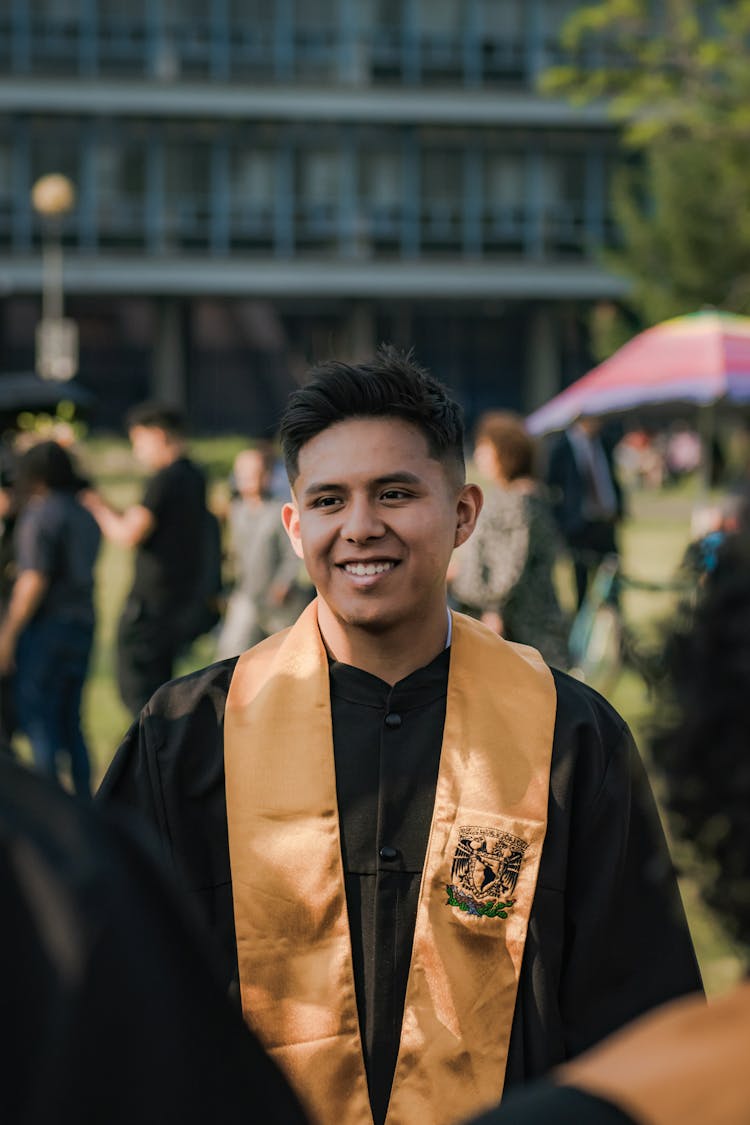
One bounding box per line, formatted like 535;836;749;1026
359;150;402;252
292;0;339;80
417;0;461;35
164;140;212;248
96;138;146;248
542;151;586;255
480;0;524;37
482;150;525;253
228;0;276;79
28;0;81;75
478;0;526;85
417;0;462;82
296;149;340;248
0;142;12;244
230;149;276;248
97;0;148;76
421;150;462;251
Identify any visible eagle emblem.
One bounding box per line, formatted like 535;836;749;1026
446;825;529;919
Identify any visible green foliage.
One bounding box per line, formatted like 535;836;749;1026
543;1;750;333
15;401;88;443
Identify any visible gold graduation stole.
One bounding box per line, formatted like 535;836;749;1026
224;601;557;1125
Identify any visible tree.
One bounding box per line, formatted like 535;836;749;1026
542;1;750;346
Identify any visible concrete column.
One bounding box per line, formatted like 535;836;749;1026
152;298;187;407
524;304;560;413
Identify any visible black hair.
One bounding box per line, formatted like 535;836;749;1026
15;440;89;498
650;532;750;959
125;401;186;438
279;345;465;483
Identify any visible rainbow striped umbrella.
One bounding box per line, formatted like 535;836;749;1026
526;310;750;435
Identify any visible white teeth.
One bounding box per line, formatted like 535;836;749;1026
344;562;395;577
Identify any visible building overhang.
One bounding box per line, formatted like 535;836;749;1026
0;255;628;300
0;77;612;129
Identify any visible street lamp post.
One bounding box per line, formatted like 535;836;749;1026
31;173;79;382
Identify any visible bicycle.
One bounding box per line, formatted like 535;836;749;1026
567;553;693;696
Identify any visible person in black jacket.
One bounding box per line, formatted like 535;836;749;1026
83;402;212;715
546;416;624;607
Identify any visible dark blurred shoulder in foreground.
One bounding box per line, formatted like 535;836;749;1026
0;753;307;1125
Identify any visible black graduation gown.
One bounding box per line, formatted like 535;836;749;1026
1;754;307;1125
470;1082;633;1125
98;651;702;1121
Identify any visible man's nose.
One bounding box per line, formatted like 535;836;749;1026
340;497;385;542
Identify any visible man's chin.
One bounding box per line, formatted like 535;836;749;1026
329;599;401;634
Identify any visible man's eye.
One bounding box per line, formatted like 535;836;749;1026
313;496;341;508
381;489;410;501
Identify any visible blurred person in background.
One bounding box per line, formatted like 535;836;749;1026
1;751;308;1125
0;441;99;796
83;402;216;716
215;444;310;660
450;411;569;667
546;415;624;608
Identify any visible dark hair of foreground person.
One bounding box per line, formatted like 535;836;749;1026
1;754;307;1125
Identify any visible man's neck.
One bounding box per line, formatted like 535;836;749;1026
317;602;450;686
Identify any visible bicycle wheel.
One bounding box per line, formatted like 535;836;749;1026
569;602;623;693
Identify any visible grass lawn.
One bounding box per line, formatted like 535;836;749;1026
44;436;746;997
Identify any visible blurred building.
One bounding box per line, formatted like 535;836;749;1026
0;1;627;433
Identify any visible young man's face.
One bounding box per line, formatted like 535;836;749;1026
283;416;481;636
129;424;171;470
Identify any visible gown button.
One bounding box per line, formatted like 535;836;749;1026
384;712;402;729
379;846;399;861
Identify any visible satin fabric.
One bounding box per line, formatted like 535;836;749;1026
224;602;557;1125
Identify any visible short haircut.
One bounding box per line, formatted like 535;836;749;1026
16;440;88;496
279;346;465;483
125;401;186;438
475;411;535;482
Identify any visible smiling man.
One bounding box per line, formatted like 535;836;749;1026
99;348;701;1125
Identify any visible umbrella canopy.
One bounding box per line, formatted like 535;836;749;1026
0;372;94;414
526;310;750;435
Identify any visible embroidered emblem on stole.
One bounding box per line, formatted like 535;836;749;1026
446;826;528;918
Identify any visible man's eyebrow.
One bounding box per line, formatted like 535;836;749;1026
371;472;422;487
303;480;345;497
302;471;422;498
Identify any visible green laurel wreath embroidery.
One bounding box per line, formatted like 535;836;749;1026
445;885;515;919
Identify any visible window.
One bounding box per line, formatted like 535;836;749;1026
0;143;12;244
479;0;526;85
421;150;462;252
483;151;525;253
542;151;586;255
96;139;146;248
359;150;402;252
230;149;276;248
296;150;340;248
164;140;212;248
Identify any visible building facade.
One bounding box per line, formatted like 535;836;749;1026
0;0;626;433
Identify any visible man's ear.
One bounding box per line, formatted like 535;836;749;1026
454;483;483;549
282;501;305;560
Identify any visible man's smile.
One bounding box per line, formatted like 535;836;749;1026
340;560;399;577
